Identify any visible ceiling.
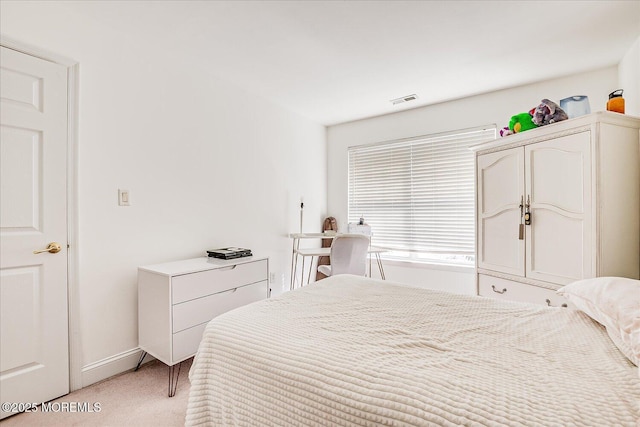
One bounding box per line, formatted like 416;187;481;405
68;1;639;125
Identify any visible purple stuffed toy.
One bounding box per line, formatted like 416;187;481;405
500;126;513;137
532;99;568;126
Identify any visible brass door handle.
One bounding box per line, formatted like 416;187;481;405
33;242;62;254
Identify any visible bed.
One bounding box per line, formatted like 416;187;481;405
185;274;640;426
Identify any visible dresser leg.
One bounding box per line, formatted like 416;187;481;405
134;351;147;371
168;362;182;397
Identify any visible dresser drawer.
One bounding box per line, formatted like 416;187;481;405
172;281;267;332
172;322;207;362
172;259;267;304
478;274;571;308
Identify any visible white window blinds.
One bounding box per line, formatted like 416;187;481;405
348;126;496;264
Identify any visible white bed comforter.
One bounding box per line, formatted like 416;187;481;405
186;275;640;426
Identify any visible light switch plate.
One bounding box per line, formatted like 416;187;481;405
118;189;130;206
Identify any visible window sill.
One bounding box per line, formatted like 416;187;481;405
379;257;475;274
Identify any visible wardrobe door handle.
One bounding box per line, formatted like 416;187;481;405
491;285;507;294
545;299;568;308
524;195;531;225
518;196;525;240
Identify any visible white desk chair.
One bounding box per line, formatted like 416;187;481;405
317;234;370;277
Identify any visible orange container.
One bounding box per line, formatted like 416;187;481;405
607;89;625;114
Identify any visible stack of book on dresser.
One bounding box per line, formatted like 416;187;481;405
207;247;252;260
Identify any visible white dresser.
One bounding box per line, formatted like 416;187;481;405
138;256;269;395
471;111;640;306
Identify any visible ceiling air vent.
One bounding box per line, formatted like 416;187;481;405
390;94;418;105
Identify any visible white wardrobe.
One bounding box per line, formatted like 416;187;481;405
471;111;640;306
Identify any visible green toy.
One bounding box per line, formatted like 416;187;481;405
509;113;538;133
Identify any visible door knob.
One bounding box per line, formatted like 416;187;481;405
33;242;62;254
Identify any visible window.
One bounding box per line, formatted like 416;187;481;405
348;126;496;266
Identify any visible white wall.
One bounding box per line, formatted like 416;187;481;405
327;67;620;293
1;2;327;385
619;36;640;116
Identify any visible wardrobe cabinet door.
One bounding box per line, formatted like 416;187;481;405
525;131;592;285
477;147;525;277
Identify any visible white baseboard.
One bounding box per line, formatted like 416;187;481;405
81;347;155;388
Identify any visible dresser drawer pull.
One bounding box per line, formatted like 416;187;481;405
218;265;237;271
545;299;568;308
491;285;507;294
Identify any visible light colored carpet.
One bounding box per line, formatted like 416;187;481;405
0;358;192;427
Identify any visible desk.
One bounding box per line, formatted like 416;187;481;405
289;233;386;289
289;233;329;290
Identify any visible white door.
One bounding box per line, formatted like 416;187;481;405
525;132;592;285
477;147;525;276
0;46;69;419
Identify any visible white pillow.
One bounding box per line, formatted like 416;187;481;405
557;277;640;366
